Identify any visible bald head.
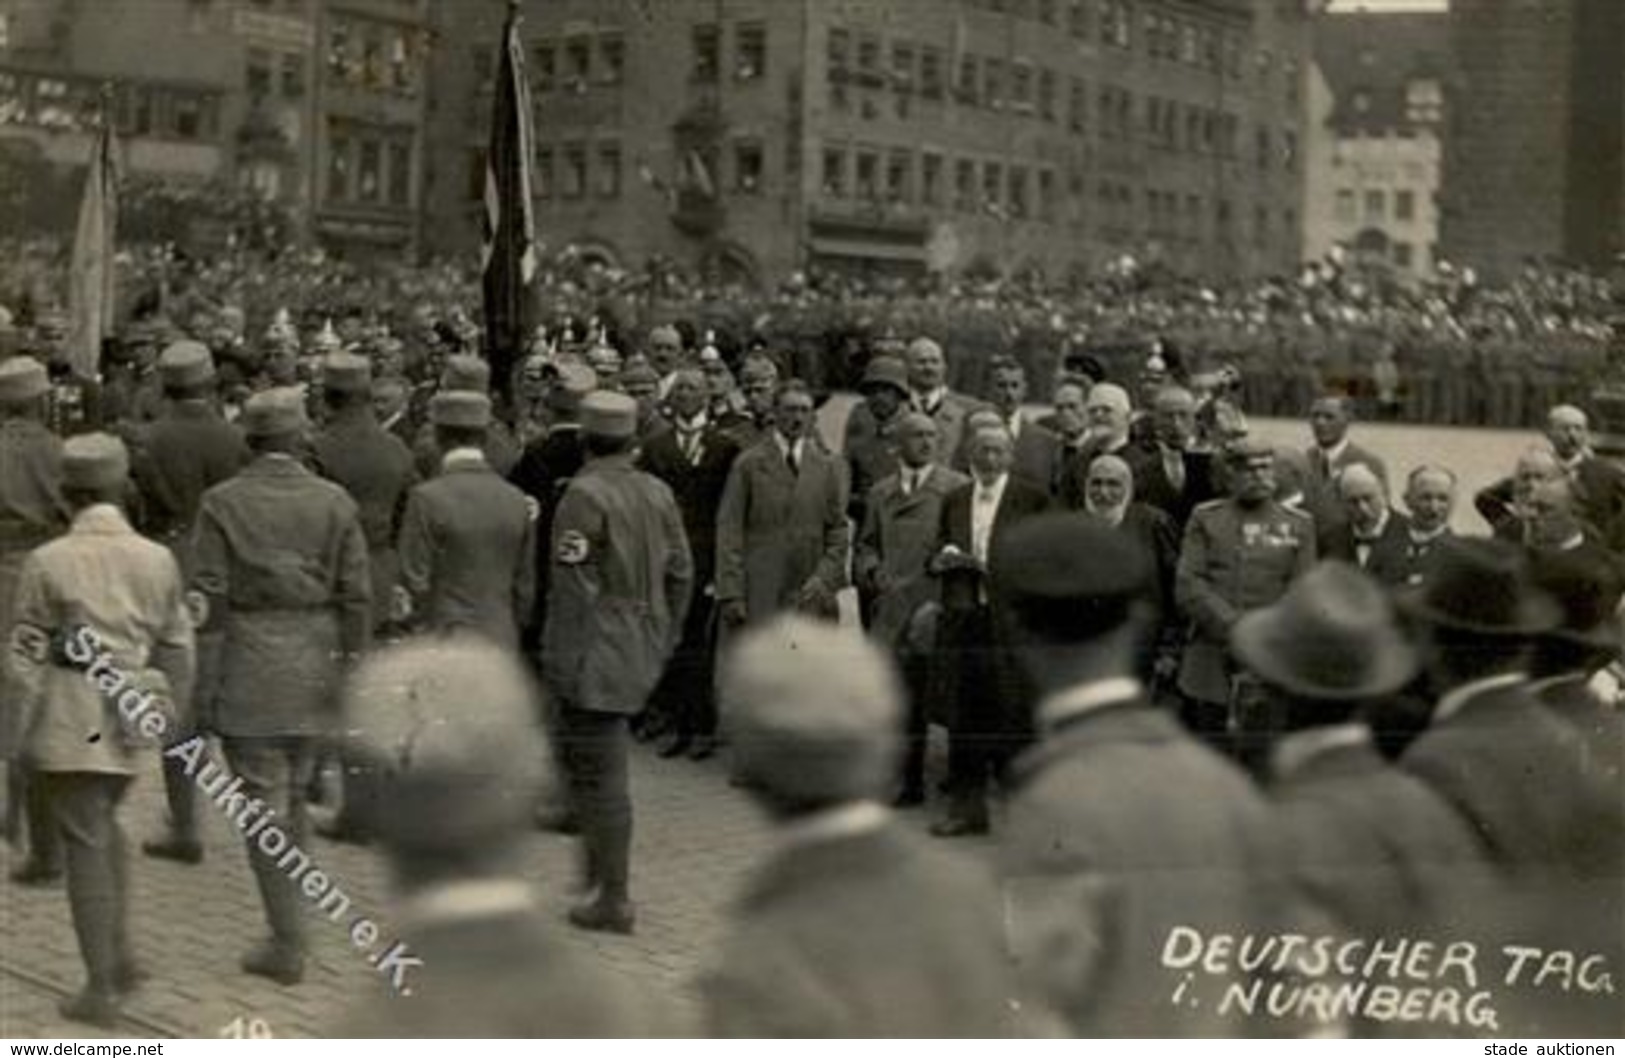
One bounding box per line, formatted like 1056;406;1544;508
1525;476;1581;549
1404;464;1457;534
1547;404;1590;460
896;411;939;469
1153;385;1197;449
905;337;947;392
1085;454;1133;519
1336;463;1388;534
1086;383;1132;442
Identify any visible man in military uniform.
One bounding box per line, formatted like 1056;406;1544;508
335;637;679;1037
0;356;69;883
398;392;535;649
411;355;519;479
543;392;693;935
1175;441;1316;763
191;388;371;985
311;353;417;637
130;341;249;865
844;355;910;530
6;434;195;1027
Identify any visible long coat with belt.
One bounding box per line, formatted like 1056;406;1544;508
703;820;1039;1038
543;455;693;715
6;504;195;771
397;453;535;650
191;455;372;738
853;464;969;647
715;436;849;624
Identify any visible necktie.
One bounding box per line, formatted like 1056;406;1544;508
786;444;799;476
1314;448;1331;480
678;428;701;464
1164;447;1185;493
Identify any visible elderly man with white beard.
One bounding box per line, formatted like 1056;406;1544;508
1082;455;1179;684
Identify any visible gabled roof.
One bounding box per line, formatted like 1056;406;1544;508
1314;10;1451;134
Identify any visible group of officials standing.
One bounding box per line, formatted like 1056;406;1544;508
0;316;1622;1035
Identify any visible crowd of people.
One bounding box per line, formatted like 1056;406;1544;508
0;252;1622;1037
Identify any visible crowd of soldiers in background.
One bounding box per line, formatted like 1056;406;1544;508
1;237;1622;1036
0;233;1619;432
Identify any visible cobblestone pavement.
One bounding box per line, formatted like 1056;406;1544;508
0;741;777;1038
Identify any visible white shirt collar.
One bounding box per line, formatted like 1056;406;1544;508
1271;723;1372;781
1434;671;1527;724
778;800;890;850
674;411;709;432
974;472;1009;500
394;878;535;930
915;386;947;412
1318;437;1351;464
1409;523;1449;544
1039;677;1143;730
1355;508;1391;541
774;432;803;460
442;446;487;470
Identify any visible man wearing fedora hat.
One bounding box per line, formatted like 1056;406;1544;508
398;391;534;650
131;341;250;866
1398;538;1620;880
1231;562;1484;942
334;636;677;1037
544;390;693;935
706;615;1039;1037
1527;552;1623;785
0;355;70;885
7;433;195;1026
191;387;372;984
992;513;1296;1037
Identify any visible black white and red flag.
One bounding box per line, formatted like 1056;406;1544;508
481;0;539;405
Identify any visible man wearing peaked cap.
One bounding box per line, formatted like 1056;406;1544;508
189;382;371;986
703;615;1041;1038
543;386;693;934
411;354;519;478
398;388;534;651
1231;562;1484;946
7;432;194;1026
130;338;249;866
0;353;70;888
332;636;676;1037
991;513;1307;1038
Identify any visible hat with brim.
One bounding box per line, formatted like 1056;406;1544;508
1394;537;1562;637
1528;551;1622;652
240;387;308;438
858;355;909;398
440;354;491;393
0;356;48;405
1232;561;1419;700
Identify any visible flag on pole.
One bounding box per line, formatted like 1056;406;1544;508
481;0;539;406
67;106;118;381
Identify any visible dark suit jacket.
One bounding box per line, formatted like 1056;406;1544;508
337;909;678;1037
1116;503;1180;634
1005;696;1311;1037
1318;509;1413;586
1271;733;1486;940
1009;419;1061;493
1573;454;1625;545
1402;679;1622;880
508;425;586;636
933;476;1051;613
1302;439;1388;532
703;821;1035;1037
1054;436;1133;511
637;422;740;588
1125;442;1218;528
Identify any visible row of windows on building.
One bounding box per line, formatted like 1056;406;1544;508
326;121;414;208
0;69;219;142
473;22;767;95
1333;187;1422;225
327;13;425;97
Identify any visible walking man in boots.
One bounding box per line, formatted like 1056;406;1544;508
191;388;371;984
544;392;692;934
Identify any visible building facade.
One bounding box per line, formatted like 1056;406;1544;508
1441;0;1625;279
423;0;1311;284
1302;10;1446;280
0;0;431;254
